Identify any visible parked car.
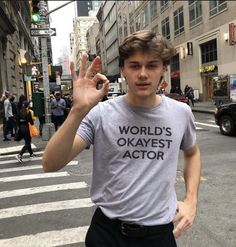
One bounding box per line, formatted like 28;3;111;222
165;93;189;105
214;102;236;136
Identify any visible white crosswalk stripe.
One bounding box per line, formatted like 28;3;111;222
0;160;78;173
0;172;70;182
0;198;93;219
0;151;92;246
0;226;89;247
0;182;88;199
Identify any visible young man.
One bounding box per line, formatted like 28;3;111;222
42;30;201;246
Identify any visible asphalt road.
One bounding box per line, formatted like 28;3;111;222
0;112;235;247
176;112;236;247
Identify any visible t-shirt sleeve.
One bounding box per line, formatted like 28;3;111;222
180;108;196;150
76;106;99;145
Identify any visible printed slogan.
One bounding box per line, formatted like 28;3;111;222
117;125;173;160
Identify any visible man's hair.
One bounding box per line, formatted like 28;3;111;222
119;30;176;67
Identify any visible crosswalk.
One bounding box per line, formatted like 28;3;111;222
0;120;215;246
0;151;93;247
195;119;218;130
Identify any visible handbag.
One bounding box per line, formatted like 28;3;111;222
28;123;39;137
14;128;22;141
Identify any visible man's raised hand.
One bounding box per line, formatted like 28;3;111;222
70;54;109;114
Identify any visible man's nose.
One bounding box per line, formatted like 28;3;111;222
139;66;148;78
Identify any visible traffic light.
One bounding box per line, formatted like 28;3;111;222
31;0;41;24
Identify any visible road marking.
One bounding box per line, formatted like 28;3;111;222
0;144;37;155
195;121;218;128
0;182;88;199
0;161;78;173
0;151;44;159
0;172;70;183
196;127;203;130
0;226;89;246
0;157;42;165
208;120;216;123
0;198;93;219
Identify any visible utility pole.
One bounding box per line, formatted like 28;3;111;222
39;0;55;140
31;0;74;140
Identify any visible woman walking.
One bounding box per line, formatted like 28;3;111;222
16;101;35;163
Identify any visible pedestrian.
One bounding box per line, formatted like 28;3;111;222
9;95;18;137
17;94;27;113
16;100;36;163
3;91;14;141
184;85;194;106
42;30;201;246
50;92;66;131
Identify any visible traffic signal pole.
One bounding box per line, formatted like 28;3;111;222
38;0;55;140
35;0;74;140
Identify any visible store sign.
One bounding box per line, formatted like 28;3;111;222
199;65;216;73
187;42;193;55
229;23;235;46
171;71;180;78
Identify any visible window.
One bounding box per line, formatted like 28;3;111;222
136;15;141;31
123;14;128;37
142;6;149;28
170;54;180;71
160;0;169;12
161;17;170;39
189;0;202;28
174;6;184;36
150;0;158;20
209;0;227;16
200;39;217;64
130;21;135;34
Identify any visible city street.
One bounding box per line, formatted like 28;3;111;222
0;112;235;246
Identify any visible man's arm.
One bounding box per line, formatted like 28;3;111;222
42;54;109;172
173;143;201;238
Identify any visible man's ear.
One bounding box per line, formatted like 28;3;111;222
121;69;126;79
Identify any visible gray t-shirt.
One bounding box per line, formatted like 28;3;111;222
77;95;196;225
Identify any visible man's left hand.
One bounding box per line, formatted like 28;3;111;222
172;200;197;238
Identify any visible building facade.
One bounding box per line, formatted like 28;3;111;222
96;0;236;101
0;1;39;99
73;13;99;68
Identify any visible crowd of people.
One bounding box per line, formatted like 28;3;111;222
0;90;73;162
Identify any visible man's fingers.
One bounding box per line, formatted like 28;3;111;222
173;218;192;239
79;53;89;78
86;56;101;78
70;62;77;82
92;73;108;84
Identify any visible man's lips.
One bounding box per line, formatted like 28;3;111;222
136;83;150;88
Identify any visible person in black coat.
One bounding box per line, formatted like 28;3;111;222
16;101;35;163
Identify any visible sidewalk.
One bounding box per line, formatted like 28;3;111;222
191;100;216;114
0;101;215;156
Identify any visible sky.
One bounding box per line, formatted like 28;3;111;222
48;1;76;64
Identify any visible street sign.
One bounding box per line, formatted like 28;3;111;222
30;28;56;37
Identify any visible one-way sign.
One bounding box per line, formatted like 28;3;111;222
30;28;56;37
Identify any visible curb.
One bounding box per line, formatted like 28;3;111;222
192;109;215;114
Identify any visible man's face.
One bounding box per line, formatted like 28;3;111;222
55;94;60;101
122;52;165;100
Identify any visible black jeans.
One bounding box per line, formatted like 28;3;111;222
19;124;33;156
52;115;64;131
85;208;177;247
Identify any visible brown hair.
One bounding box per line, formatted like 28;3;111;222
119;30;176;67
